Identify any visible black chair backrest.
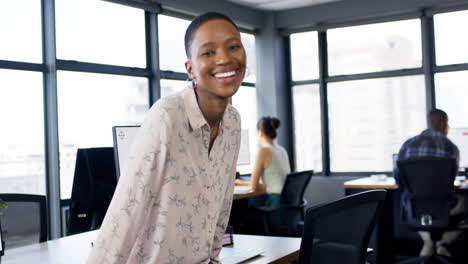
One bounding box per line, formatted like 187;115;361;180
299;190;387;264
397;157;457;230
281;170;313;206
0;194;47;250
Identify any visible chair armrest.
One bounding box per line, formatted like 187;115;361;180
255;206;276;212
366;248;375;264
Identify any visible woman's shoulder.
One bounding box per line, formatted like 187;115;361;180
149;89;188;117
258;146;272;155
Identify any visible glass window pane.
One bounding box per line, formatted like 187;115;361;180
232;86;258;174
160;79;188;98
328;76;426;172
434;10;468;65
293;84;322;172
56;0;145;67
435;71;468;128
0;1;42;63
158;15;190;73
328;20;422;76
0;70;45;194
436;71;468;168
290;32;319;81
241;33;256;83
58;72;149;198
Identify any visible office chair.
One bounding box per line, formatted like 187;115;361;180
299;189;387;264
0;194;47;249
256;170;313;236
396;157;467;264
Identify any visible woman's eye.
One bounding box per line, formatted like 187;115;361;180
229;45;240;51
202;50;215;56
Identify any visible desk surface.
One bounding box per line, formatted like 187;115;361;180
344;176;468;190
2;231;300;264
233;186;266;200
344;177;397;190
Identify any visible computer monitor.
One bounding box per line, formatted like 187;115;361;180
112;126;140;180
447;128;468;169
68;147;117;234
0;218;3;256
392;153;398;171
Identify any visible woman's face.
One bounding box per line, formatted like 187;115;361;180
185;19;246;99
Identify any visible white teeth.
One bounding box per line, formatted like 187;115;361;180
214;71;236;78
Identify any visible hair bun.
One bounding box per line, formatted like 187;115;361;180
271;117;281;129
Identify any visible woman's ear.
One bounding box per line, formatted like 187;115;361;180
185;61;194;80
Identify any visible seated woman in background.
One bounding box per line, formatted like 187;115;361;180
235;116;291;209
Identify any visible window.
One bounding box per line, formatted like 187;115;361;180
435;71;468;128
158;15;190;73
293;84;322;172
290;32;319;81
328;76;426;172
0;1;42;63
160;79;188;98
232;86;258;174
57;71;149;198
435;71;468;168
241;33;256;83
434;10;468;66
0;70;45;194
328;19;422;76
55;0;145;67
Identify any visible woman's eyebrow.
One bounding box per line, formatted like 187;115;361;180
200;42;215;49
200;36;240;49
224;37;240;43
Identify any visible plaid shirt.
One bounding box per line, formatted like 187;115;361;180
394;128;459;185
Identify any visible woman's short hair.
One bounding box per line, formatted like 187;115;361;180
257;116;281;139
184;12;239;59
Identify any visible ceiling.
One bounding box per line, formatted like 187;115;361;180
225;0;343;11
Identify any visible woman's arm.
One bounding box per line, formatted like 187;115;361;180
250;147;271;192
87;106;170;264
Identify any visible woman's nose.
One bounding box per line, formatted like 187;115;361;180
215;50;232;65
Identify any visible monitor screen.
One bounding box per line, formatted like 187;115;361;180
0;223;3;253
112;126;140;180
68;147;117;234
447;128;468;168
392;153;398;171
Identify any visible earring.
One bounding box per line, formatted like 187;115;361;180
192;78;197;88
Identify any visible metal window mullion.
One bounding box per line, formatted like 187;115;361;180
56;60;150;77
327;68;423;83
318;31;330;176
283;36;295;172
0;60;47;72
241;82;255;87
146;11;161;105
160;71;188;81
290;79;320;86
421;14;436;117
434;63;468;73
42;0;61;239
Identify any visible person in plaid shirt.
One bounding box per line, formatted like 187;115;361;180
395;109;466;258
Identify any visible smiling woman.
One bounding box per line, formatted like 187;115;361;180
87;12;246;264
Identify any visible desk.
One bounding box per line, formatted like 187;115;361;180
233;186;266;201
344;176;468;264
344;177;397;190
2;231;300;264
344;176;467;190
